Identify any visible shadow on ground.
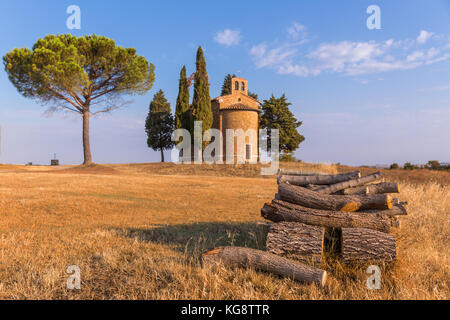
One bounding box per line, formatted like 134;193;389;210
119;222;268;259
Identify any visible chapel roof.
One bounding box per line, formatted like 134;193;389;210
220;103;262;113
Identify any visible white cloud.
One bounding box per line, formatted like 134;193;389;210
278;64;311;77
307;40;391;74
287;22;308;41
249;43;297;69
250;28;450;77
417;30;434;44
214;29;241;47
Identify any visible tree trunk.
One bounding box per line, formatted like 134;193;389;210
338;182;400;195
278;182;393;212
160;148;165;162
262;200;391;233
82;110;93;165
266;222;324;263
341;228;396;262
316;172;383;194
278;171;360;186
202;246;327;287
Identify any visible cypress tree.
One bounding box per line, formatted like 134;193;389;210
192;46;213;149
248;92;259;100
175;66;191;132
145;90;175;162
221;74;236;96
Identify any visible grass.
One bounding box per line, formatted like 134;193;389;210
0;162;448;299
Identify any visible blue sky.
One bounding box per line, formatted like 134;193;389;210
0;0;449;165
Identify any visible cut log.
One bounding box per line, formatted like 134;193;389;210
202;246;327;287
278;171;361;186
278;169;328;176
338;182;400;195
316;172;383;194
341;228;396;262
266;222;324;263
361;204;407;216
336;186;369;195
261;200;391;233
274;196;405;218
306;184;322;191
278;182;393;212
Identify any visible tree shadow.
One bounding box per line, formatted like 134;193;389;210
119;221;268;262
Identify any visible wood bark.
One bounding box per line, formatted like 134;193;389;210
316;172;383;194
202;246;327;287
82;110;93;165
278;182;393;212
261;200;391;233
274;198;404;217
338;182;400;195
278;169;328;176
266;222;324;263
278;171;361;186
361;204;407;216
306;184;322;191
341;228;396;262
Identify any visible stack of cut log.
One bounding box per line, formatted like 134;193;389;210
264;170;406;262
202;170;406;288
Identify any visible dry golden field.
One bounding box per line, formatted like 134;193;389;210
0;162;448;299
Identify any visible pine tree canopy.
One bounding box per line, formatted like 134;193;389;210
259;94;305;155
3;34;155;112
3;34;155;165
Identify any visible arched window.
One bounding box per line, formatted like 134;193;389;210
241;82;245;91
235;81;239;91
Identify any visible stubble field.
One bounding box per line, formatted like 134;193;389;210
0;162;448;299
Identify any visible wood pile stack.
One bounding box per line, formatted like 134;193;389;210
202;170;406;287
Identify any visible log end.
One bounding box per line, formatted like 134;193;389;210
386;195;393;210
201;247;225;269
202;247;224;257
340;202;360;212
261;203;277;221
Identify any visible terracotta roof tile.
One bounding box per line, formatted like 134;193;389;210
220;103;262;113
